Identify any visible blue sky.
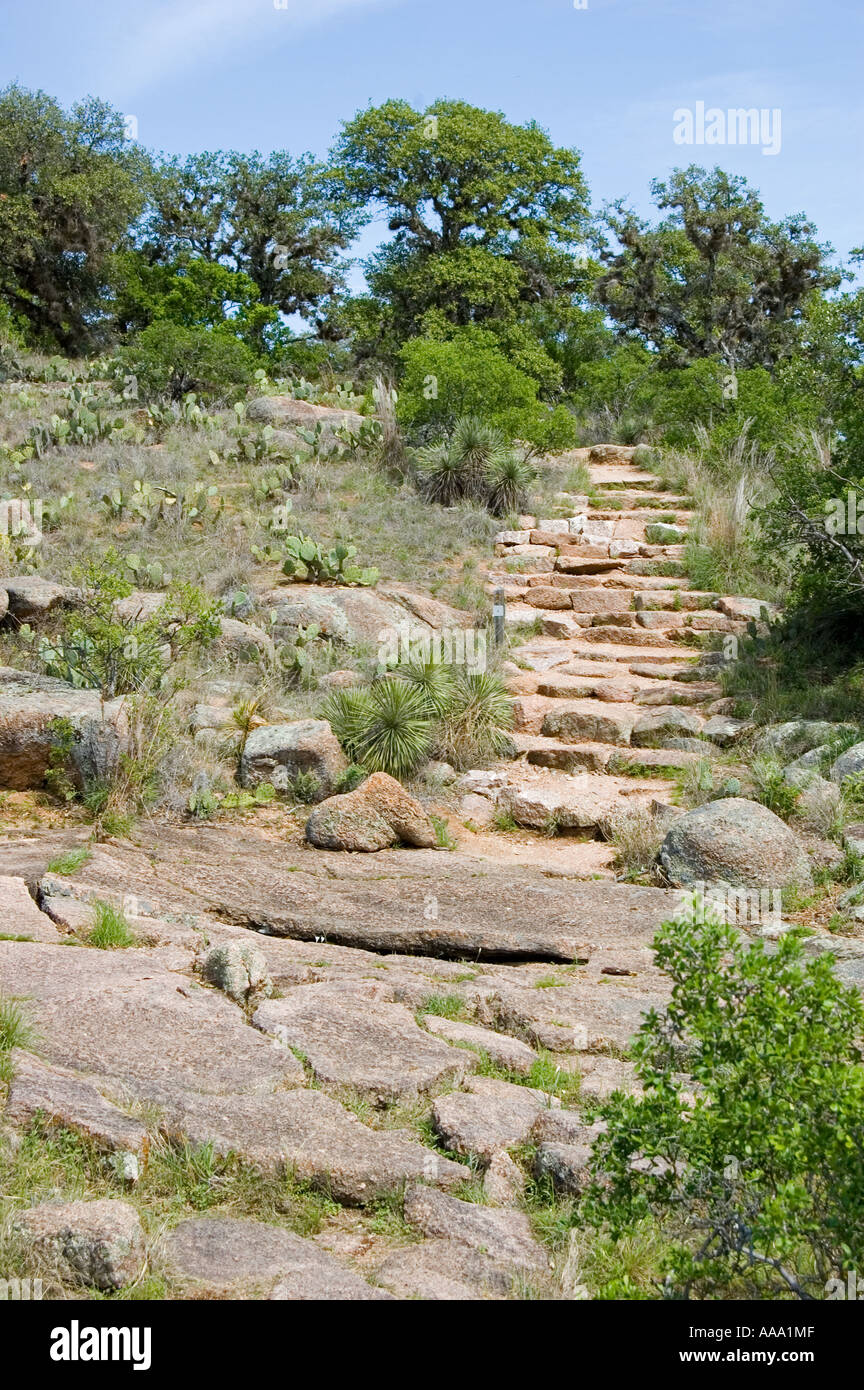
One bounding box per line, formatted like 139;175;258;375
3;0;862;279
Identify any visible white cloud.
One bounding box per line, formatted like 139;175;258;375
114;0;405;97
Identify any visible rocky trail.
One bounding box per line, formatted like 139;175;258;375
0;825;678;1299
464;443;765;857
0;441;850;1301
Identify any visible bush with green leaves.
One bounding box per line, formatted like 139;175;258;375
755;431;864;670
414;416;536;517
323;662;513;779
584;899;864;1300
39;554;221;698
397;331;576;453
120;322;257;401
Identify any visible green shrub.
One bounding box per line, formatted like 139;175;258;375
324;665;513;781
397;331;576;452
39;556;221;699
585;901;864;1300
122;323;257;401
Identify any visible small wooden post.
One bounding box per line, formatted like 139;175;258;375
492;587;506;647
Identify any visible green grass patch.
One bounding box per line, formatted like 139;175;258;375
88;899;136;949
46;847;93;876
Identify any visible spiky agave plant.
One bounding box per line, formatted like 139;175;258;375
450;417;511;499
485;448;537;517
434;669;514;769
356;678;434;779
323;679;433;780
414;440;465;506
321;686;376;765
397;656;457;716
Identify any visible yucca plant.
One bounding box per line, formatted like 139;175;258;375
354;678;434;779
414;439;466;506
415;416;534;516
486;449;537;517
450;417;511;495
433;669;514;769
321;686;375;763
397;657;457;716
323;679;433;779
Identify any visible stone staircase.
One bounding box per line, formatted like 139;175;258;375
477;445;768;837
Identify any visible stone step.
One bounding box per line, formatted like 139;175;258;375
495;771;667;832
587;466;661;486
535;674;643;703
629;660;698;679
717;595;778;620
489;570;694;596
604;745;711;773
578;624;685;649
634;610;738;636
606;574;690;591
588;509;694;525
494;542;556;559
540;699;640;746
631;682;722;706
512;734;706;774
562;641;694;664
554;555;623;575
591;491;693;509
634;591;720;612
639;543;687;559
527;581;634;611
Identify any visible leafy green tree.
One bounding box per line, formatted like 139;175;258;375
0;84;147;350
585;899;864;1299
40;553;221;698
139;150;356;334
113;254;277;352
596;167;840;372
331;99;590;371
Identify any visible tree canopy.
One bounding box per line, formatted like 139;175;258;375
330;99;590;366
0;84;147;351
595;166;841;371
